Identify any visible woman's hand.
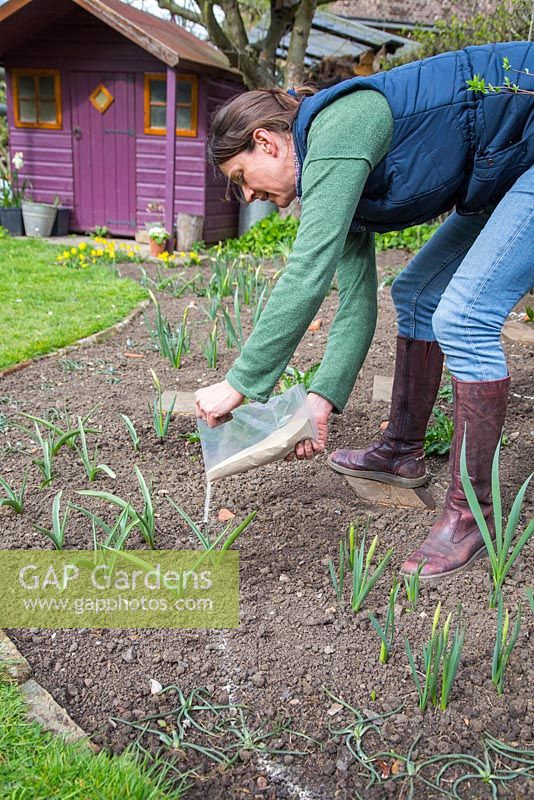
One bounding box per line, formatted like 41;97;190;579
195;379;245;427
285;392;333;461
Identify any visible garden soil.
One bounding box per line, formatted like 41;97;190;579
0;251;532;800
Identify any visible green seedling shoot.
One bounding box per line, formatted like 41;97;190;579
403;560;426;612
328;537;346;603
72;503;137;552
492;592;521;695
203;322;218;368
147;290;190;368
119;414;140;452
526;587;534;614
204;295;221;322
168;498;256;559
75;417;116;481
0;471;28;514
368;577;401;663
460;430;534;607
78;465;158;549
31;423;55;488
404;602;465;712
150;369;175;442
323;687;404;789
33;490;70;550
17;406;98;456
349;520;393;613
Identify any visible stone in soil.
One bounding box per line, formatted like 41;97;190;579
160;390;196;415
372;374;394;403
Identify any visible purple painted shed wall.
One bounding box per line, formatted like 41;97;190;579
204;76;245;243
4;5;242;241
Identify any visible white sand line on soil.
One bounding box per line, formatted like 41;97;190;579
256;754;320;800
179;521;323;798
217;630;323;800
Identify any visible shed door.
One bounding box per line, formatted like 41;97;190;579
70;72;136;235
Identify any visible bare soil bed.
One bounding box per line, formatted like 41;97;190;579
1;251;533;800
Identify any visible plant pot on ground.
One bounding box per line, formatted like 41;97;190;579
21;201;57;238
51;207;70;236
0;207;24;236
148;225;171;257
0;148;30;235
149;239;168;257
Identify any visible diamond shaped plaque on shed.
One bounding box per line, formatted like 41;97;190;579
89;83;113;113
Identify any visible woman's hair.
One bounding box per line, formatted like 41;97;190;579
207;85;316;168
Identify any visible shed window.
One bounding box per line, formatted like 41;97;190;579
13;69;62;129
144;73;198;137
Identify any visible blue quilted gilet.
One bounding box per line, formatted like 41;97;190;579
292;41;534;232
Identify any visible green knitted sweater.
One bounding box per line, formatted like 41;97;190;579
226;89;394;413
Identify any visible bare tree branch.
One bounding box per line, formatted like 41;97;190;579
158;0;318;89
219;0;249;50
156;0;203;26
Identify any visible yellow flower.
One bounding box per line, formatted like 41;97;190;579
78;242;87;251
70;247;77;255
90;249;97;256
178;251;186;258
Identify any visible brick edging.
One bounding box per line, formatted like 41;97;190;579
0;299;151;380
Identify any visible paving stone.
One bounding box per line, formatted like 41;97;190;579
0;630;32;683
161;390;196;416
502;321;534;347
344;476;436;510
372;375;394;403
21;678;99;751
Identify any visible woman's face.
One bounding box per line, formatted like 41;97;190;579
220;129;296;208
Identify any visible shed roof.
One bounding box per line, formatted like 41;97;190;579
250;8;418;66
0;0;238;74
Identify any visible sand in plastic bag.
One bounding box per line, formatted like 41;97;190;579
206;413;316;482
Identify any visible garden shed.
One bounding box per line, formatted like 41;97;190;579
0;0;244;242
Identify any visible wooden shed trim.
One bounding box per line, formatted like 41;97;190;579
12;67;62;129
144;72;198;138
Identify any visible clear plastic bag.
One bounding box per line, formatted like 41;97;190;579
197;384;318;482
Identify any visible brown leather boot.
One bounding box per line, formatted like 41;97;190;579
400;374;510;581
328;336;444;488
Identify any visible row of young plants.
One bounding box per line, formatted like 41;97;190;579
102;672;534;800
142;253;280;370
327;437;533;708
321;687;534;799
0;379;178;494
0;393;256;552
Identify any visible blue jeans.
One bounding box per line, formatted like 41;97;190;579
391;164;534;382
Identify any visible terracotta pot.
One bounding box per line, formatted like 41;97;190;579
149;239;167;257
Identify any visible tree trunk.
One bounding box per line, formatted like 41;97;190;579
284;0;317;88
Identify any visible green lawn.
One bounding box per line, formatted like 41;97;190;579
0;238;147;371
0;670;187;799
